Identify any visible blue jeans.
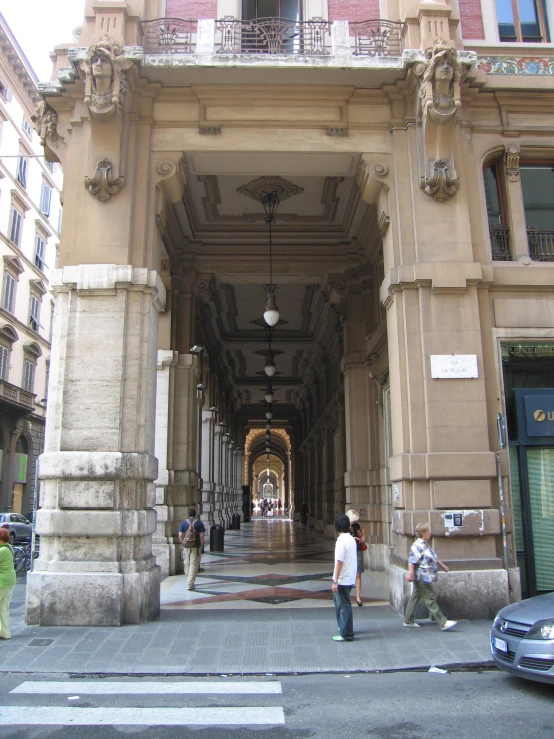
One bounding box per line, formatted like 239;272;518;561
334;584;354;639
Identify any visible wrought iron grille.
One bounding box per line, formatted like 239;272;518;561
216;16;331;55
528;227;554;261
141;18;195;54
351;20;406;57
489;224;512;261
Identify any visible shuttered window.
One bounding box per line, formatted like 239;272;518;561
526;448;554;591
0;345;8;381
22;359;35;392
9;208;22;246
2;273;16;313
40;183;52;216
17;155;27;187
29;294;41;332
34;234;46;270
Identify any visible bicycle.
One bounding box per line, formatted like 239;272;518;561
12;540;39;572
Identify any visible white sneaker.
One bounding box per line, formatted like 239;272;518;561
440;620;457;631
403;622;421;628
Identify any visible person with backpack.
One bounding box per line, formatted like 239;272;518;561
178;507;206;591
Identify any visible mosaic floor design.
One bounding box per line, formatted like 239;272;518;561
160;516;390;610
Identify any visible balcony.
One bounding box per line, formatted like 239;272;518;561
215;17;332;56
0;379;36;412
528;227;554;262
140;17;409;62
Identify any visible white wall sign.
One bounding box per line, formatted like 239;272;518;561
430;354;478;379
393;484;399;503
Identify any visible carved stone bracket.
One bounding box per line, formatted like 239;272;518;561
504;145;520;182
31;101;64;164
85;159;123;201
415;40;467;202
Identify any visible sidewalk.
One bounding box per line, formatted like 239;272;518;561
2;577;494;676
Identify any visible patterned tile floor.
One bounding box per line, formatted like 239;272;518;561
161;515;390;610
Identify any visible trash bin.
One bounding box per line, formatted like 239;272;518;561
210;523;224;552
231;513;241;530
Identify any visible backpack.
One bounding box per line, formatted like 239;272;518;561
183;518;198;548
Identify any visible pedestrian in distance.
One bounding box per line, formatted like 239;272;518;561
178;508;206;591
403;522;457;631
331;513;357;642
300;502;309;531
346;509;366;607
0;526;16;639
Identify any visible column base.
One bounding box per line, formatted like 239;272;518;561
26;568;161;626
388;564;521;620
152;540;183;578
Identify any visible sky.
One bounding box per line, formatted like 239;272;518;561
0;0;85;81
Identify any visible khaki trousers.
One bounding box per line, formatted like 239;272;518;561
183;548;201;588
404;579;447;627
0;585;14;639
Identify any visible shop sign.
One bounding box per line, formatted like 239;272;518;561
515;389;554;445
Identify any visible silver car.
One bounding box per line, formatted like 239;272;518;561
490;593;554;684
0;512;33;544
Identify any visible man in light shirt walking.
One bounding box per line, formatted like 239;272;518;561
331;513;357;642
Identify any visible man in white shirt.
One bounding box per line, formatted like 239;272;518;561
331;514;357;642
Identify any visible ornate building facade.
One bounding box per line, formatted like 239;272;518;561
0;13;61;519
26;0;554;625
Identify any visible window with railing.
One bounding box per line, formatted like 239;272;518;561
521;164;554;261
496;0;549;42
484;162;511;261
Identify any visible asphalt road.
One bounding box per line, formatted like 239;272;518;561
0;669;553;738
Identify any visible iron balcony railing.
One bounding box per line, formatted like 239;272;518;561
489;224;512;261
142;18;195;54
351;19;406;56
528;227;554;261
215;16;331;55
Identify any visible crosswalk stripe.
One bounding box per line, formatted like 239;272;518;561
11;681;282;695
0;706;286;726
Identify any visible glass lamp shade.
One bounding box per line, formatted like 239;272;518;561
265;411;273;420
264;359;276;377
265;392;274;403
265;423;271;430
263;293;280;327
265;433;271;441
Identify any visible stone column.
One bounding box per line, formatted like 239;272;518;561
200;410;216;524
221;435;231;526
213;424;223;524
152;349;179;578
26;265;164;626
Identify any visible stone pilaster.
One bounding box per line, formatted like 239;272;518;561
26;265;164;626
212;424;224;525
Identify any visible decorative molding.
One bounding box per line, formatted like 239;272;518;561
80;36;134;122
476;57;554;76
356;160;389;205
504;145;520;182
415;40;467;202
85;159;123;201
237;176;304;203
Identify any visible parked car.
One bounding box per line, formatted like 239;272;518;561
0;512;33;544
491;592;554;684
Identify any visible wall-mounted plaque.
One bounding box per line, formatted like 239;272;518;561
430;354;478;379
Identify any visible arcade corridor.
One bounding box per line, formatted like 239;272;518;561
160;516;389;610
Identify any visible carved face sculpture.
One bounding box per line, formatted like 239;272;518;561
91;54;113;94
435;58;454;82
